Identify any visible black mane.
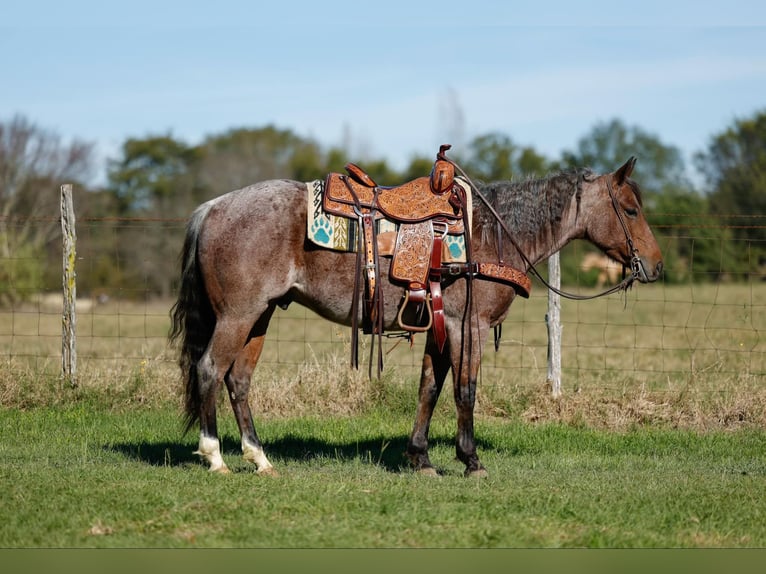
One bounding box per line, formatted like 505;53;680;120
475;168;595;240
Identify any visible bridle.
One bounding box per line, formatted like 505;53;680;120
605;177;644;285
449;160;644;301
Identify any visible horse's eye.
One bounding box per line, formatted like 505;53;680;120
625;207;639;218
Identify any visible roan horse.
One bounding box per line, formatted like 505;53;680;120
169;156;663;477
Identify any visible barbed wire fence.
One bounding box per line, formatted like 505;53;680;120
0;186;764;395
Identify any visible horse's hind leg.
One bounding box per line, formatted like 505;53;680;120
225;335;275;475
194;316;255;473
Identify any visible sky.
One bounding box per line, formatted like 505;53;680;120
2;1;766;187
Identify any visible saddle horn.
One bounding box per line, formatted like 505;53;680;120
431;144;455;195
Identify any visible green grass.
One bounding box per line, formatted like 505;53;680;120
2;403;765;548
1;283;765;548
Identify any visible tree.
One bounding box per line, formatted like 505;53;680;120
463;133;548;181
102;127;336;298
106;134;201;217
0;114;94;303
695;110;766;245
694;110;766;278
197;126;326;197
561;118;690;198
105;134;202;298
649;188;733;282
324;146;351;176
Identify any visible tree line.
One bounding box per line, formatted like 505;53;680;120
1;111;764;302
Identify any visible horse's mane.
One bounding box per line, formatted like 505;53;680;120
475;168;596;241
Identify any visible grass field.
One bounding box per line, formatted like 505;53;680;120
1;283;765;548
2;404;765;548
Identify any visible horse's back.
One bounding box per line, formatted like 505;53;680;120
202;179;306;223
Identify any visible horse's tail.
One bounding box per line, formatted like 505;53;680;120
169;201;216;434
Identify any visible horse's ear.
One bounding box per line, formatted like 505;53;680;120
613;156;637;185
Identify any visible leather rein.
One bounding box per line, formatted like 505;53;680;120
448;160;643;301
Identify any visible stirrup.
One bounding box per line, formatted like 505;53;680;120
396;290;432;333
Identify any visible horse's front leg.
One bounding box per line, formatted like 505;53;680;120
450;319;490;478
406;333;451;475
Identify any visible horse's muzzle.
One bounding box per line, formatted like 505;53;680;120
637;258;663;283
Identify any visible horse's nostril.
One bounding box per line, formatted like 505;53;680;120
656;261;664;276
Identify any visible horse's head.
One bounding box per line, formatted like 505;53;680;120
583;157;663;283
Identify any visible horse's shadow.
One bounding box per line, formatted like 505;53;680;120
107;433;496;475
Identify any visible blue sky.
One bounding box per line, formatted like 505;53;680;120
2;1;766;186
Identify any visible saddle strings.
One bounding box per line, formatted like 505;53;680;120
344;177;385;375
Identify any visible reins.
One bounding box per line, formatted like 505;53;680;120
346;152;642;380
448;159;642;301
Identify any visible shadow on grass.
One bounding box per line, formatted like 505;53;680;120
107;433;497;475
106;440;199;468
259;433;417;473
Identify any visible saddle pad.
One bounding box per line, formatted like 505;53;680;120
306;180;467;262
307;180;396;252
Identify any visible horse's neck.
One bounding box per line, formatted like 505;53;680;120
474;178;586;269
517;199;583;269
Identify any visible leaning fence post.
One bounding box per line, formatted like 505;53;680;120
545;252;562;398
61;184;77;387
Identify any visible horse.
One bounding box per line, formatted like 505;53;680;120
580;252;623;288
169;156;663;477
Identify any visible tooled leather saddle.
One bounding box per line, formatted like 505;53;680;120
322;144;531;372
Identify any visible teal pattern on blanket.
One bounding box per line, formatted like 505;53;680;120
306;179;466;262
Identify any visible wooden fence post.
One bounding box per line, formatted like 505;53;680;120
546;252;562;398
60;184;77;387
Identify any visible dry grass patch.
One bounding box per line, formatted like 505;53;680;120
513;373;766;431
3;349;765;434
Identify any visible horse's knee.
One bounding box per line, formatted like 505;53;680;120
454;378;477;408
229;388;248;403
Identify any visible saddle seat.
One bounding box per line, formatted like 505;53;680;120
323;163;462;224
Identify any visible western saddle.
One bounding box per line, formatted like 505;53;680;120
322;144;531;370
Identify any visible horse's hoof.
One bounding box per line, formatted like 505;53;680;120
416;466;440;477
464;467;488;478
211;465;231;475
257;467;279;478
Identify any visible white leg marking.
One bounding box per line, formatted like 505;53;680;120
193;434;229;473
242;437;275;474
